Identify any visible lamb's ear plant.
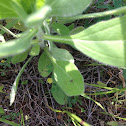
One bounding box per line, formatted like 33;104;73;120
0;0;126;106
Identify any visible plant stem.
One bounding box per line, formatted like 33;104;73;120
0;25;18;38
37;27;45;48
43;20;54;51
59;6;126;20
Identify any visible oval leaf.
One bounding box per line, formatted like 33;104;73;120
0;29;37;58
51;48;74;63
51;23;70;35
46;0;93;17
46;48;84;96
11;49;29;64
43;15;126;68
18;0;36;14
38;51;53;77
25;0;92;27
69;26;84;35
29;44;40;56
10;0;27;21
52;60;84;96
51;83;68;105
0;0;18;19
25;5;51;27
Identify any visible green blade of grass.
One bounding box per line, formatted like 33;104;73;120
81;93;105;110
101;112;126;121
0;118;20;126
85;83;116;90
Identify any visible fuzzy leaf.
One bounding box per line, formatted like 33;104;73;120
25;5;51;27
52;60;84;96
51;48;74;63
38;51;52;77
29;44;40;56
51;83;68;105
10;57;32;106
11;49;29;64
46;48;84;96
6;19;26;31
51;23;70;35
36;0;45;9
18;0;36;14
0;29;37;58
10;0;27;21
46;0;92;17
43;15;126;68
69;26;84;35
25;0;92;27
0;0;18;19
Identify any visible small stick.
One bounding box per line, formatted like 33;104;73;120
119;70;126;105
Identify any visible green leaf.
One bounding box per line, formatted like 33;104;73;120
0;19;18;34
0;0;18;19
43;15;126;68
36;0;46;9
11;49;29;64
0;85;5;93
18;0;36;14
6;19;26;31
69;26;84;35
25;5;51;27
0;118;20;126
57;16;76;25
38;51;52;77
13;21;26;31
10;57;32;106
51;23;70;35
51;48;74;62
123;69;126;80
0;107;5;115
58;6;126;21
46;0;92;17
10;0;28;21
113;0;123;8
29;44;40;56
52;60;84;96
68;23;74;31
51;83;68;105
46;48;84;96
25;0;92;27
0;29;37;58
